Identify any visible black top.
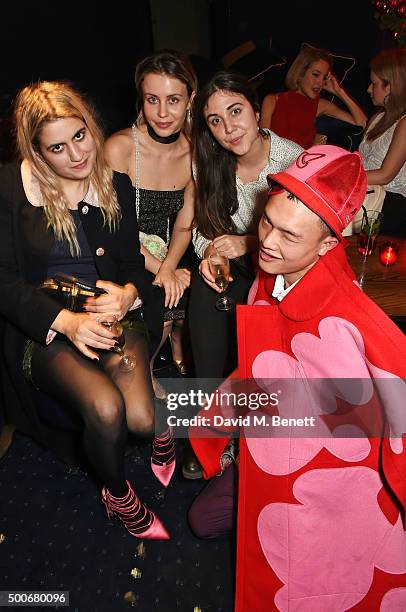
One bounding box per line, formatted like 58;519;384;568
138;187;184;243
0;163;165;460
0;163;156;345
47;210;99;285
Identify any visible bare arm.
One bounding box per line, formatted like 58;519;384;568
365;117;406;186
260;94;277;129
318;75;367;127
138;244;161;275
159;178;195;272
104;132;133;176
105;133;165;275
154;179;195;307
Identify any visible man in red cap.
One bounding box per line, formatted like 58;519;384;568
190;146;406;611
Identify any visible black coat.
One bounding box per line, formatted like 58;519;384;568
0;163;163;456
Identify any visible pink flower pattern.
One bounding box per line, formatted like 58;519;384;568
244;317;406;609
258;468;406;611
380;588;406;610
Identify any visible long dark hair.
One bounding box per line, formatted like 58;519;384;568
193;71;260;240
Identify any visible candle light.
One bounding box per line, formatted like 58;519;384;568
379;241;399;266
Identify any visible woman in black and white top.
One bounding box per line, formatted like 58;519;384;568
189;71;302;378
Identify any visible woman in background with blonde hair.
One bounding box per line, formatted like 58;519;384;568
0;81;170;540
260;45;366;148
359;48;406;236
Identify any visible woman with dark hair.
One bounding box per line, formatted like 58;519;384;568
189;71;302;378
260;45;366;148
105;49;197;396
0;81;170;540
359;48;406;236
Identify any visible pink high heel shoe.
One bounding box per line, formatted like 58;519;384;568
151;427;176;487
102;480;170;540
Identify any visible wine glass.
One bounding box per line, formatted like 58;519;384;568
98;315;136;372
208;252;234;311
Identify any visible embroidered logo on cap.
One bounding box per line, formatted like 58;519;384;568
296;152;326;169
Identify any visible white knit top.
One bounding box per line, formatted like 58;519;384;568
359;112;406;197
193;130;303;258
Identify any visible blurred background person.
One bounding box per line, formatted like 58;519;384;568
260;45;367;149
359;48;406;237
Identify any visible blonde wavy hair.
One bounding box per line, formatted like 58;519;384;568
368;48;406;141
285;45;333;91
15;81;120;256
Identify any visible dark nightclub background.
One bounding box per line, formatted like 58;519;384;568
0;2;399;610
0;0;392;149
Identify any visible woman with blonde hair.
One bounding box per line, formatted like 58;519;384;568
359;48;406;236
0;81;170;540
105;49;197;395
260;45;367;148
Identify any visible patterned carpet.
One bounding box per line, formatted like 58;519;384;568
0;360;234;612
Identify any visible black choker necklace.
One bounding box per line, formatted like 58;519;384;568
147;123;181;144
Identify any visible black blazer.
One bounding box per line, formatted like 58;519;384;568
0;162;164;456
0;162;160;344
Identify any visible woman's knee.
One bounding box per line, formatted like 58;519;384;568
85;391;126;436
188;501;212;539
188;498;231;539
126;399;155;436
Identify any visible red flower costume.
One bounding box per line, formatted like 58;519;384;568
192;248;406;610
191;145;406;610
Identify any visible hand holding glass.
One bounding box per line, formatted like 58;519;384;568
98;315;136;372
208;253;234;311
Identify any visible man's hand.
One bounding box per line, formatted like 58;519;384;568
212;234;249;259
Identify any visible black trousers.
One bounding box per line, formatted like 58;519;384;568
381;192;406;238
188;463;236;539
188;256;254;378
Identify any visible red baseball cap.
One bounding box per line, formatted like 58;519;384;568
267;145;366;240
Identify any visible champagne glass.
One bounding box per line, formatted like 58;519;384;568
98;315;136;372
208;252;234;311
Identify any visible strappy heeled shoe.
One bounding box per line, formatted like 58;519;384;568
170;325;188;377
102;480;170;540
173;359;187;376
152;375;168;401
151;427;176;487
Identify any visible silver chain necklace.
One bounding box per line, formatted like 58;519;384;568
132;124;170;245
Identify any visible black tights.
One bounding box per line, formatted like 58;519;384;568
31;328;154;497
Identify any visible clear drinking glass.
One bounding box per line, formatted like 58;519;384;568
357;210;383;256
208;252;234;311
98;315;136;372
